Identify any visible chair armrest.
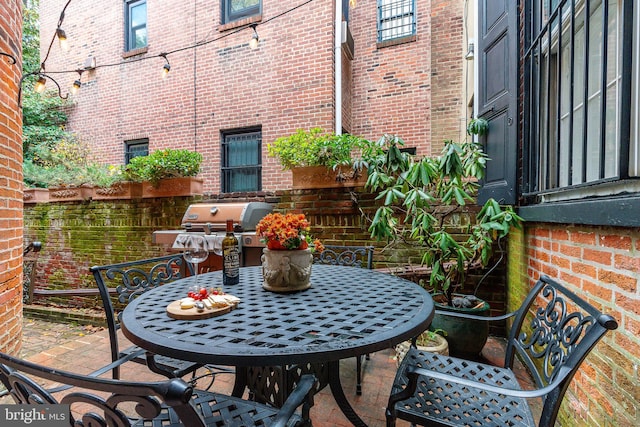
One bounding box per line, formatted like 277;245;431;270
404;364;562;399
434;308;518;322
270;374;316;427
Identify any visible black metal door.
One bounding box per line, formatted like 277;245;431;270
477;0;518;205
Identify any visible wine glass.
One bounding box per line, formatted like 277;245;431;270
182;235;209;291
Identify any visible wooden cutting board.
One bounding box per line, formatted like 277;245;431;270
166;300;237;320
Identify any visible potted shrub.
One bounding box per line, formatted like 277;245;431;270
363;132;522;357
122;149;204;198
268;128;373;189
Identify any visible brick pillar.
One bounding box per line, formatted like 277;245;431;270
0;0;24;355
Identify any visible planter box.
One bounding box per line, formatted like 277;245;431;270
141;177;204;198
23;188;49;204
48;185;94;202
93;182;143;200
291;166;367;190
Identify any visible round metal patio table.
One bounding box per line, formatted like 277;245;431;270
120;264;434;427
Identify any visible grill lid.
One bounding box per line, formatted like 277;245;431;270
181;202;273;231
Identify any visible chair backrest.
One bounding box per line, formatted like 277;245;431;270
90;254;192;365
312;245;374;269
504;275;618;427
0;350;205;427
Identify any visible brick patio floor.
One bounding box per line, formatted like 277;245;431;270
7;318;538;427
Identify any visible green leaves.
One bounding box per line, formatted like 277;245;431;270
362;137;523;305
267;128;374;171
122;149;202;184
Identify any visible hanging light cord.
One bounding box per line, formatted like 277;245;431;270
42;0;313;75
40;0;72;72
15;0;313;106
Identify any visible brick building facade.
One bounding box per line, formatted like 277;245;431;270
0;0;24;355
38;0;467;194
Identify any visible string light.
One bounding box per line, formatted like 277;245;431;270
34;76;47;93
71;70;83;94
249;24;259;50
56;28;69;52
160;53;171;78
17;0;314;105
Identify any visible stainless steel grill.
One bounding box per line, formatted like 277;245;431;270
152;202;273;268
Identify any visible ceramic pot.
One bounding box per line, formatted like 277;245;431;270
395;333;449;366
430;294;490;358
261;248;313;292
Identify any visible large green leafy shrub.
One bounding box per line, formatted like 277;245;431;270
268;128;373;170
122;149;203;184
364;134;522;307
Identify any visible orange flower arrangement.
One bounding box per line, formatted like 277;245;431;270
256;212;324;252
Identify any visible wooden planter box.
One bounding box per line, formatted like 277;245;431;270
93;182;143;200
290;166;367;190
141;177;204;198
23;188;49;204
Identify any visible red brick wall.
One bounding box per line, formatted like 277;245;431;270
0;0;24;355
513;225;640;426
39;0;465;192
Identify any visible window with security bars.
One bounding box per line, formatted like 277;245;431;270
377;0;416;42
221;130;262;193
222;0;261;24
124;139;148;164
523;0;638;200
125;0;147;51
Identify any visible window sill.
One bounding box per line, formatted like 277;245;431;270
122;46;148;59
518;194;640;227
376;35;417;49
219;14;262;32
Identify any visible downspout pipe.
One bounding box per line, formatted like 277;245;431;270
335;0;342;135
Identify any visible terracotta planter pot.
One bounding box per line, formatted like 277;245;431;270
23;188;49;204
261;248;313;292
141;177;204;198
93;182;143;200
290;166;367;190
48;185;94;202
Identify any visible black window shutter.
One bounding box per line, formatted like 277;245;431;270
477;0;518;205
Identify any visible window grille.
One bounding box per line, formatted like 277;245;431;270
523;0;637;199
221;130;262;193
124;139;148;164
377;0;416;42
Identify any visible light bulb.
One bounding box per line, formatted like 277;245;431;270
34;76;47;93
249;34;259;50
56;28;69;52
162;63;171;78
71;79;81;94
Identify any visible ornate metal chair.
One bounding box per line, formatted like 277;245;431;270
313;244;374;395
0;350;316;427
386;274;618;427
91;254;230;382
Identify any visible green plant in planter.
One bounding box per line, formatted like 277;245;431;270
122;149;202;185
268;128;374;172
364;134;522;308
